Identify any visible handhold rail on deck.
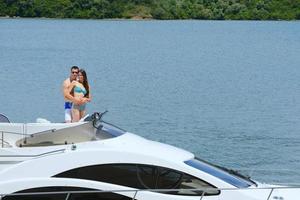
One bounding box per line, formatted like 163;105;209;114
0;128;56;148
0;148;66;158
267;188;274;200
0;186;300;200
0;128;56;136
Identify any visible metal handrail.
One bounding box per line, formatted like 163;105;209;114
237;168;300;172
0;138;11;147
0;186;300;199
0;130;26;136
0;128;56;136
266;188;274;200
0;128;57;149
27;128;57;136
0;148;66;158
1;131;11;148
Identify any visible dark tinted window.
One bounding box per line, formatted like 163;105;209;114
137;165;157;188
55;164;219;196
3;187;76;200
69;192;133;200
157;167;183;189
185;159;252;188
55;164;141;188
3;187;133;200
174;173;219;195
4;194;65;200
156;168;219;196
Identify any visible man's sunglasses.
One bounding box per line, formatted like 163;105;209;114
72;71;79;74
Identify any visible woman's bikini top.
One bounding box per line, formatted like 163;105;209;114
74;85;87;95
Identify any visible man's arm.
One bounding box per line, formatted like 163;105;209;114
63;81;82;105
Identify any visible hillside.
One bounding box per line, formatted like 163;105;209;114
1;0;300;20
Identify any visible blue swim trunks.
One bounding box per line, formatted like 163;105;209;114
64;102;73;109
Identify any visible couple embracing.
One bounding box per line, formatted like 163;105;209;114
62;66;91;123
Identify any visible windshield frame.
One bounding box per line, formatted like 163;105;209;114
94;120;127;138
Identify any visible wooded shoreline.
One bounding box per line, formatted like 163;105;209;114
1;0;300;20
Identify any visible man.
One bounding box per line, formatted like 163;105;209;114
62;66;83;123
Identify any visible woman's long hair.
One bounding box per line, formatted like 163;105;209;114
79;69;89;97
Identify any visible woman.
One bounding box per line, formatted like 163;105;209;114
68;69;91;122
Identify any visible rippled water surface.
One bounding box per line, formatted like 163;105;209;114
1;19;300;184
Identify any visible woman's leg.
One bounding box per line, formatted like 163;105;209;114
72;107;80;122
79;104;86;120
80;110;86;120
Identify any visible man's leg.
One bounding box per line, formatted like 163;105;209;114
65;108;72;123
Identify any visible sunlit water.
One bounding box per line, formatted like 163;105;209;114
1;19;300;184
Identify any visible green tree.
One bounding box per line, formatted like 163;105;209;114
0;1;7;16
0;0;299;20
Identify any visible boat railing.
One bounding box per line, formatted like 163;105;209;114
0;185;300;200
0;148;66;158
237;168;299;173
234;168;300;186
0;128;56;148
0;130;23;148
0;137;10;148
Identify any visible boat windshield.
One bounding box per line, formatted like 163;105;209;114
13;120;127;147
99;121;126;138
185;158;256;188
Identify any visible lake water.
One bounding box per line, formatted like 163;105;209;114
0;19;300;184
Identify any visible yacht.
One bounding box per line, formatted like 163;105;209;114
0;112;299;200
